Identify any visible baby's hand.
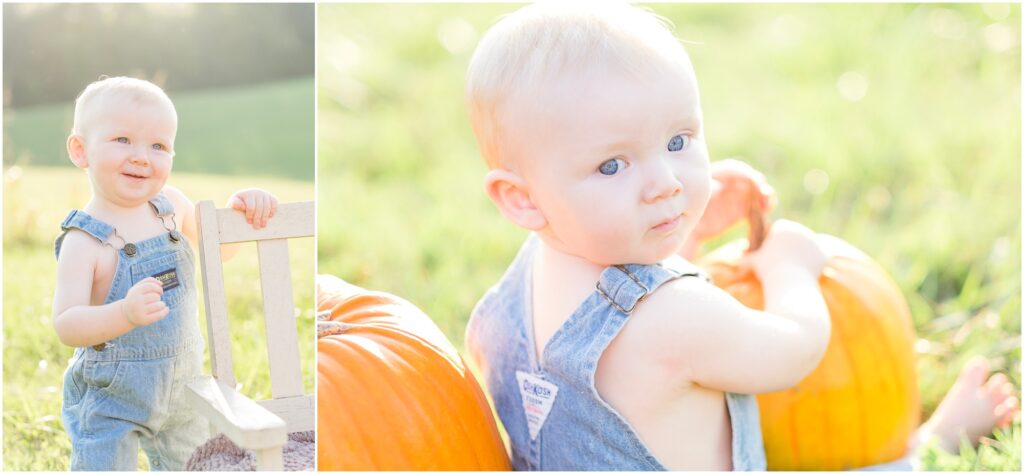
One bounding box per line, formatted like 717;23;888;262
748;219;827;280
690;159;776;242
228;188;279;230
123;277;169;327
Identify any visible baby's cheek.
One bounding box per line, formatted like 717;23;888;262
594;210;641;255
684;169;713;204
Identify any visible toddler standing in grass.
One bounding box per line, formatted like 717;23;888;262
463;2;1017;470
52;76;279;470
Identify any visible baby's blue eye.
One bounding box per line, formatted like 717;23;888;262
668;134;688;152
598;158;624;176
115;137;129;144
152;143;165;151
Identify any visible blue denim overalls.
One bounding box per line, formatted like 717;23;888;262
466;234;767;470
56;192;207;471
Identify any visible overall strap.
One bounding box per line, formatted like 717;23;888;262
595;258;708;316
148;191;183;242
148;191;175;217
54;210;117;260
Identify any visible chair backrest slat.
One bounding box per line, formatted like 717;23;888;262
215;202;314;244
197;201;237;387
258;238;304;399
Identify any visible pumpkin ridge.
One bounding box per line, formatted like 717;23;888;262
840;261;908;466
360;323;467;371
384;336;450;469
839;264;903;463
316;339;376;467
829;278;869;469
787;403;801;467
866;267;920;445
859;286;907;464
358;331;447;468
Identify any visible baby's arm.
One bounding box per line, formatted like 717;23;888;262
52;233;169;347
637;220;830;394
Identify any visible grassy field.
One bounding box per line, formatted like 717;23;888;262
3;77;315;182
2;167;315;471
317;3;1020;470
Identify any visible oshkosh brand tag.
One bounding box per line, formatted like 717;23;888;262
152;268;180;290
516;371;559;440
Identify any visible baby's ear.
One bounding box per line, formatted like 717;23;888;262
484;169;547;231
66;135;88;169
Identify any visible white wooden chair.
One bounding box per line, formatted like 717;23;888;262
185;200;315;470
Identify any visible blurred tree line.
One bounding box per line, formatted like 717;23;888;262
3;3;314;108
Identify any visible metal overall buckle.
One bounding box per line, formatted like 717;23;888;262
159;212;181;243
595;265;650;315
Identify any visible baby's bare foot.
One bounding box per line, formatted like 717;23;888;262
916;356;1019;453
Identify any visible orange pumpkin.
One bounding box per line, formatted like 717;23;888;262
700;211;920;470
316;275;511;470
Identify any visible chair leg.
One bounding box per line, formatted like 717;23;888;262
255;446;284;471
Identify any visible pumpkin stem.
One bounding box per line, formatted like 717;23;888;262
747;192;772;252
317;320;354;338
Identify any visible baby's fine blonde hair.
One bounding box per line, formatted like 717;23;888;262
71;76;176;136
465;0;692;169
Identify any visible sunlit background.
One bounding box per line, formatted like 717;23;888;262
317;3;1020;470
4;2;314;179
3;4;315;470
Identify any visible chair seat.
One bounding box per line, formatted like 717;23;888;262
185;431;315;471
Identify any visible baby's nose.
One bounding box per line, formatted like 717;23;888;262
128;147;150;164
643;164;683;202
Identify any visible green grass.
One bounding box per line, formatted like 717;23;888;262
317;3;1020;470
3;77;315;181
2;167;315;471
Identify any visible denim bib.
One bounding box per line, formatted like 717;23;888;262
57;192;206;470
467;234;767;471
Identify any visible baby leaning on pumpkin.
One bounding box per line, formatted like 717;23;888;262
313;159;1016;471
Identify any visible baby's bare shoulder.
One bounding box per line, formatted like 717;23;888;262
631;276;727;327
57;229;104;260
616;277;743;362
160;185;192;213
55;229;103;286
